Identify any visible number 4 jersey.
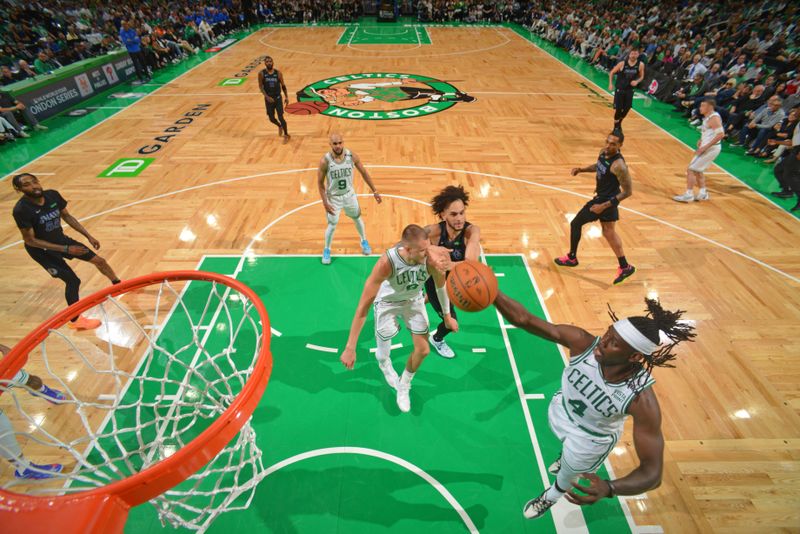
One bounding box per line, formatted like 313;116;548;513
325;149;355;197
555;337;654;440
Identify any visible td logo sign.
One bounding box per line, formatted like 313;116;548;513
219;78;245;86
98;158;155;178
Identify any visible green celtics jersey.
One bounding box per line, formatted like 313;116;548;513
376;245;430;303
325;149;354;197
558;337;655;438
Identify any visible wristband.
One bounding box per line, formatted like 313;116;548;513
605;479;617;497
610;197;620;207
436;284;451;314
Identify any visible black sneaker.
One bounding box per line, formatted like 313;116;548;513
771;190;794;198
523;489;557;519
613;265;636;285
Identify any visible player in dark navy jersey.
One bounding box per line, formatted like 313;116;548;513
424;185;481;358
608;48;645;131
258;56;290;143
554;131;636;285
11;173;121;330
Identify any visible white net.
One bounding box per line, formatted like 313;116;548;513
0;275;268;532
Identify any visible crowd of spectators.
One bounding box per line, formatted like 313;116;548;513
521;0;799;182
0;0;250;143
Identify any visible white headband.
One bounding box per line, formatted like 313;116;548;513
613;319;660;355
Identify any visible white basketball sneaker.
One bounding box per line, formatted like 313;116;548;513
396;382;411;413
522;490;557;519
378;360;399;389
672;192;695;203
694;190;710;201
429;333;455;359
548;454;561;475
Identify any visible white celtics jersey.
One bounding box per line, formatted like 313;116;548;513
326;149;355;197
700;112;722;146
558;337;655;438
375;245;430;303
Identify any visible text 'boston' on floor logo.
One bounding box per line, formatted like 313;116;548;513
290;73;475;120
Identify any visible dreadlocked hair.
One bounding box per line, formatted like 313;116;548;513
430;185;469;216
607;298;696;394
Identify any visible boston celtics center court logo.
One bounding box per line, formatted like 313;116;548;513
288;73;475;120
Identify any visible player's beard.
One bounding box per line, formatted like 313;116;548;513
332;147;343;156
26;189;44;198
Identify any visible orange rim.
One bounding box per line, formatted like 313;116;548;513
0;271;272;520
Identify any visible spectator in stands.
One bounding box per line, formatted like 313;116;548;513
736;95;786;152
726;84;767;136
33;51;60;75
120;20;150;84
0;91;47;133
760;106;799;161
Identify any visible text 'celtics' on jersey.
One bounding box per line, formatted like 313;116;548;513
376;245;430;303
326;149;355;197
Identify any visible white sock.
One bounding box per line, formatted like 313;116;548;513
324;223;336;249
375;337;392;364
353;216;367;241
400;369;415;387
685;189;693;196
0;411;23;465
699;187;707;195
544;484;565;502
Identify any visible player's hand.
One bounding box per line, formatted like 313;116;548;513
571;167;581;176
323;202;336;215
16;102;25;110
444;315;459;333
564;473;612;506
427;246;453;272
631;80;639;87
67;245;90;256
340;347;356;370
0;343;10;356
696;140;701;148
589;203;606;214
608;83;613;91
695;147;706;156
88;236;101;249
373;191;382;204
266;95;275;104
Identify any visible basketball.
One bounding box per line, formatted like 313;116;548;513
446;260;498;312
285;101;329;115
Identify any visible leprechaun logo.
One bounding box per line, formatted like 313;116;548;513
288;73;475;120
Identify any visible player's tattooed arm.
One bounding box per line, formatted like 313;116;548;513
612;159;633;203
493;292;596;355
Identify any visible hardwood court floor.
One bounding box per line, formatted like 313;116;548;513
0;25;799;533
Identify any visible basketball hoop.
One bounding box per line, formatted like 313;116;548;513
0;271;272;533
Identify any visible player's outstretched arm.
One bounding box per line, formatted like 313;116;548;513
494;291;596;355
566;389;664;505
340;255;392;369
464;224;481;261
571;163;597;176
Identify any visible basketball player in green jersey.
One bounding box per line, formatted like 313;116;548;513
492;291;694;519
317;133;381;265
424;185;481;359
340;225;457;413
